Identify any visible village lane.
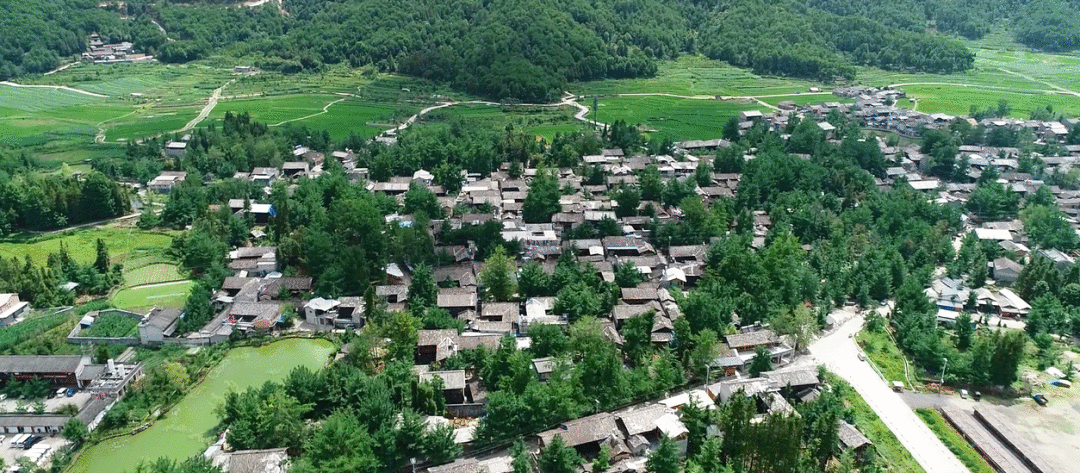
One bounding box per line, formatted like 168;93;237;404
809;314;971;473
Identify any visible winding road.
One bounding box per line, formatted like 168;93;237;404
272;96;348;126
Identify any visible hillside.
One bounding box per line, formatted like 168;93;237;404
808;0;1080;50
0;0;997;101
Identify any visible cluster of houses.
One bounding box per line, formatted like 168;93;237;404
126;87;1080;472
430;367;872;473
81;33;152;64
0;355;142;435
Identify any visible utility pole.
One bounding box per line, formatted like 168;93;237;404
940;357;948;395
592;95;598;130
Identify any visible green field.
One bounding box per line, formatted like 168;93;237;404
70;339;336;473
592;95;762;140
901;85;1080;118
915;408;998;473
757;94;853;107
208;94;403;140
417;103;586;141
111;280;194;311
123;263;185;288
0;228;175;266
79;313;139;338
573;55;823;97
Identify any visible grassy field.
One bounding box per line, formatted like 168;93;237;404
110;280;193;311
3;63;445;160
208;94;405;140
901;85;1080;118
123;263;185;288
573;55;823;97
915;408;998;473
417;103;586;141
0;310;74;354
592;95;761;140
0;228;176;266
857;328;916;390
830;373;926;473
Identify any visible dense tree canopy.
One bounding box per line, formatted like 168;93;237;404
3;0;982;100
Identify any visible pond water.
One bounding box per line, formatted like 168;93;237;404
68;338;335;473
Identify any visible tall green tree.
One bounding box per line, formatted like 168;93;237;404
409;264;438;310
748;346;772;377
94;238;110;274
523;171;561;223
646;436;681;473
538;435;582;473
480;246;517;301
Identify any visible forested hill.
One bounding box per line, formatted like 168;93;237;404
0;0;985;100
807;0;1080;51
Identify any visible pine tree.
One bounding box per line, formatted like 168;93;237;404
646;436;681;473
94;238;110;274
409;264;438;310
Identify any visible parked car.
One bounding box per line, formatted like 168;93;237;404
973;391;982;401
54;388;67;398
960;389;968;399
857;352;866;361
1033;393;1048;406
65;388;76;397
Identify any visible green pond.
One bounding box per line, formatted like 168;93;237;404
69;338;335;473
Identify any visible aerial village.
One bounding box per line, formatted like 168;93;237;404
2;85;1080;472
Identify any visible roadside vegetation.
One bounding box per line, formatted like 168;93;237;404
915;408;998;473
830;373;926;473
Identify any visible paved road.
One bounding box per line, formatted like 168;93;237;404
810;314;970;473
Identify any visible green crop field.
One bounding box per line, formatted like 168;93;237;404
0;84;104;112
78;313;139;338
211;94;341;125
901;85;1080;118
123;263;185;288
417;103;585;140
756;94;854;107
0;227;176;266
298;100;403;140
573;55;823;97
111;280;193;311
592;95;762;140
208;94;405;139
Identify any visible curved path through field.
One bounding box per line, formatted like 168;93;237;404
177;79;236;132
997;68;1080;97
886;80;1077;96
0;81;107;98
271;96;348;126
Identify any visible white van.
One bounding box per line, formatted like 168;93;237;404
9;433;27;447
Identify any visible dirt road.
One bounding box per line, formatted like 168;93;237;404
178;79;236;132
